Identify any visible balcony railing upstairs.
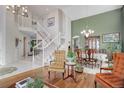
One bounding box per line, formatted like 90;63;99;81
17;15;52;43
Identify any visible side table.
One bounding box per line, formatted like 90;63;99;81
64;62;76;82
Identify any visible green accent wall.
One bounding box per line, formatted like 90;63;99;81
71;8;122;52
122;6;124;52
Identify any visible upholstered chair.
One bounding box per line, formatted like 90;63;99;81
95;53;124;88
48;50;66;79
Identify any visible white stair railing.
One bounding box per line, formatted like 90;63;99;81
32;32;60;66
17;15;62;66
32;35;49;63
18;16;52;44
36;30;51;44
43;32;60;66
36;22;52;42
37;22;50;37
44;32;60;49
32;41;43;65
17;15;51;43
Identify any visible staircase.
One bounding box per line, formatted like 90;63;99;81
32;21;61;66
17;15;63;67
32;31;61;66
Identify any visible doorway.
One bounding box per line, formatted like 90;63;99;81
73;37;80;50
85;36;100;50
23;37;26;57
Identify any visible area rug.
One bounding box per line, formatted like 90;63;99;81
83;67;100;74
0;67;17;76
83;62;109;74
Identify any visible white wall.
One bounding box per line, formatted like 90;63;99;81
0;6;71;65
0;6;6;65
5;10;22;64
41;9;59;39
40;9;71;51
59;10;71;51
0;6;39;65
62;5;122;21
33;8;71;52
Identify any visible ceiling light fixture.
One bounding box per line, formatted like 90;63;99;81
6;5;28;17
80;6;95;38
12;10;16;14
6;6;10;10
81;26;94;38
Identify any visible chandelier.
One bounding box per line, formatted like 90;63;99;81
81;26;94;38
80;6;94;38
6;5;28;17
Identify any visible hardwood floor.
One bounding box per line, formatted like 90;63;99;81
42;67;95;88
0;67;96;88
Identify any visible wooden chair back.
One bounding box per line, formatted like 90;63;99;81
85;49;96;60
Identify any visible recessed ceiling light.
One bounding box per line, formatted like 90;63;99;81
6;6;10;9
22;7;25;10
24;9;28;12
12;10;15;14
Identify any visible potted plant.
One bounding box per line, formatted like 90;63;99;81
27;78;44;88
67;47;75;62
75;62;83;73
74;49;83;73
30;40;36;52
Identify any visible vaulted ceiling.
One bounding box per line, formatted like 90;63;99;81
28;5;122;21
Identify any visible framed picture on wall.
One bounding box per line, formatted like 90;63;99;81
103;32;120;42
47;17;55;27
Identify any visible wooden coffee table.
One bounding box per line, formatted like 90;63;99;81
64;62;76;82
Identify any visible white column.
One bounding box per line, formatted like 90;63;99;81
42;40;45;67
